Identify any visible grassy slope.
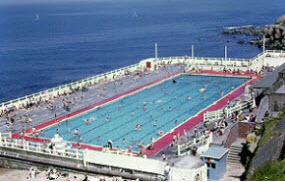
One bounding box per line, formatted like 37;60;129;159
250;111;285;181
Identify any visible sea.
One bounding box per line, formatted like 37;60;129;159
0;0;284;103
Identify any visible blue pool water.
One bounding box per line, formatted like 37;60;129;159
43;75;244;150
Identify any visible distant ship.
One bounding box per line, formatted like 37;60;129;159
34;14;39;21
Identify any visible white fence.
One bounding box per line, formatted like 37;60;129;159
177;132;213;156
0;62;141;111
0;132;12;143
203;99;255;122
154;50;285;72
1;50;284;115
0;138;84;159
170;164;207;181
0;137;163;176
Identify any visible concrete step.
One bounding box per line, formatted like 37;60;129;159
227;156;241;161
230;145;243;149
228;150;242;155
229;152;241;156
227;160;241;164
227;154;241;158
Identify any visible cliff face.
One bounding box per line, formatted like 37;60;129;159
244;111;285;180
222;15;285;50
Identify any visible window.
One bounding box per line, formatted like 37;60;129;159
212;163;216;169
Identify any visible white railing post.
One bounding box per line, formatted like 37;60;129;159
177;144;181;156
0;132;2;146
11;140;14;148
226;108;229;117
83;149;88;167
76;149;79;159
26;142;29;151
4;137;7;147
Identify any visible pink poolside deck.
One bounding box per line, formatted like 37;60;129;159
13;70;262;157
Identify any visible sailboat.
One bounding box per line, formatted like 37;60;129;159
133;11;138;18
34;14;39;21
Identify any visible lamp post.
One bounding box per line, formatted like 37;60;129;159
262;35;265;69
155;43;158;61
225;46;227;71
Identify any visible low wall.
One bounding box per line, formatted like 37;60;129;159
170;164;207;181
224;123;239;148
0;146;162;181
224;122;255;148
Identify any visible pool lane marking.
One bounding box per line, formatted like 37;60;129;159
144;74;261;156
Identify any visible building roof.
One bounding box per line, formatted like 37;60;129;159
279;69;285;74
252;63;285;89
201;146;229;159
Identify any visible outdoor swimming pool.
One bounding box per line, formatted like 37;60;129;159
42;75;245;151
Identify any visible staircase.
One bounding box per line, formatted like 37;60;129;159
227;138;245;164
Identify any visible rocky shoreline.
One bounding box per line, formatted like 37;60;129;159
222;15;285;50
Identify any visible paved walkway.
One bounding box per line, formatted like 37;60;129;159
0;167;125;181
220;164;245;181
1;64;185;135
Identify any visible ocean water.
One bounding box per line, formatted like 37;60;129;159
0;0;284;103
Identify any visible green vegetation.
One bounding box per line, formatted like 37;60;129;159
250;159;285;181
249;110;285;181
258;111;285;146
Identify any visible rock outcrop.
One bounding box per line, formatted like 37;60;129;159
222;15;285;50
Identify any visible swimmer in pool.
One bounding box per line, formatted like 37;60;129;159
85;119;91;125
137;105;140;109
199;87;206;92
187;96;192;100
201;96;205;100
154;120;157;126
132;111;134;116
160;108;164;111
143;105;146;111
73;129;79;138
135;125;141;130
169;107;172;111
98;136;102;141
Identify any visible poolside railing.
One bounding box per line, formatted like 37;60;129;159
203;98;255;122
176;132;213;156
0;62;141;110
0;138;84;159
1;50;284;116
